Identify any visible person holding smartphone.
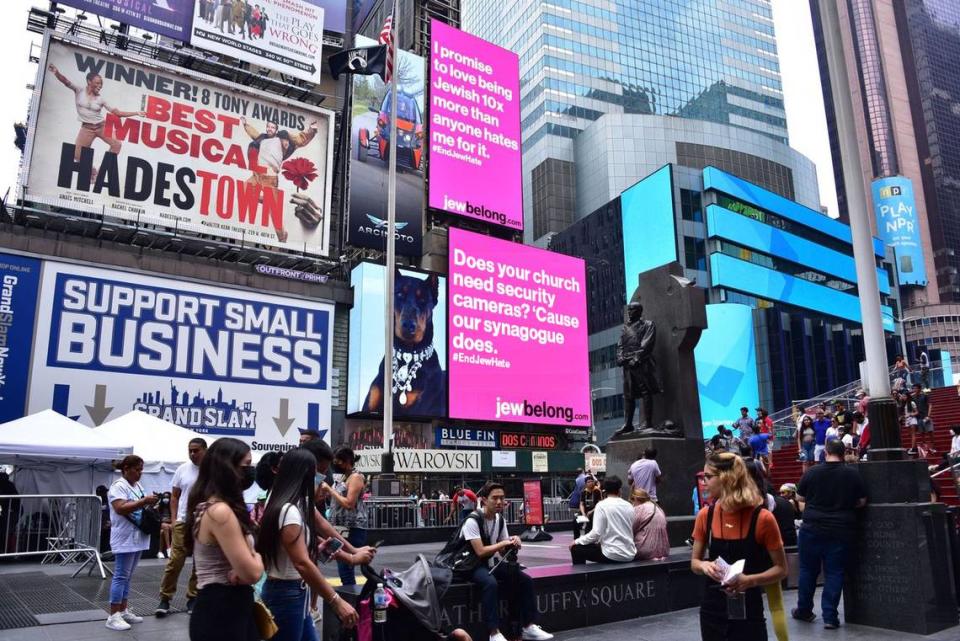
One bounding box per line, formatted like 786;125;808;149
106;455;159;631
184;438;264;641
257;449;357;641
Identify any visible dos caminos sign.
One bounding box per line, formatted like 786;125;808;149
447;228;590;427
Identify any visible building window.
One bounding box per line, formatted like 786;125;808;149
684;236;707;271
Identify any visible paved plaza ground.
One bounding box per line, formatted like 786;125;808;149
0;535;957;640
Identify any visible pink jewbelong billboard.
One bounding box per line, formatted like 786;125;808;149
448;228;591;426
428;20;522;231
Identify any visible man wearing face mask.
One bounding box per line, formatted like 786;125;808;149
156;438;207;618
301;441;377;620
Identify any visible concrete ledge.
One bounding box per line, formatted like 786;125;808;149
323;555;700;640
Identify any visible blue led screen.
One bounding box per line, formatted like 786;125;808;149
871;176;928;287
710;253;894;332
695;303;759;438
621;165;677;301
705;205;890;295
703;167;886;258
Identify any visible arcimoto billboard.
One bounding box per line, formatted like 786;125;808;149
190;0;325;82
347;35;425;257
347;263;447;419
447;228;590;426
58;0;194;41
23;258;334;449
24;38;334;256
428;20;522;231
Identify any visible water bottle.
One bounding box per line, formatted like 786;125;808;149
373;583;388;624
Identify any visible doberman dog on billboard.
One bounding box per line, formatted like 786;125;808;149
362;271;446;417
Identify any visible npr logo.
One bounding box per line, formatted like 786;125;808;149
879;185;902;198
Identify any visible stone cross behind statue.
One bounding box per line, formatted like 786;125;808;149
616;262;707;439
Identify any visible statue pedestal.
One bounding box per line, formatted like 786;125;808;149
842;459;958;634
604;436;705;517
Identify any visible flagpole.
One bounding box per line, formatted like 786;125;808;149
382;0;400;466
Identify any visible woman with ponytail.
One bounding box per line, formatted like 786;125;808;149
185;438;263;641
691;452;788;640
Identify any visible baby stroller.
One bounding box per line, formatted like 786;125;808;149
339;555;454;641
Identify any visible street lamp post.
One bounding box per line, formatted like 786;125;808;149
590;386;616;445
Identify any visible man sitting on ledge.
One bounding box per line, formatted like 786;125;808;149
461;482;553;641
569;475;638;564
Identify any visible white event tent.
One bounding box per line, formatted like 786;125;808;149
95;411;216;493
0;410;133;495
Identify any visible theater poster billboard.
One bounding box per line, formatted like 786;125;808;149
26;259;334;451
191;0;325;83
58;0;194;42
23;37;334;256
447;228;590;427
347;35;424;257
428;20;522;231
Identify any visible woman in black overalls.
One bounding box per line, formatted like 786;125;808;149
691;453;789;641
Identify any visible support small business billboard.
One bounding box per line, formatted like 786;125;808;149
4;254;334;450
447;228;590;426
428;20;522;231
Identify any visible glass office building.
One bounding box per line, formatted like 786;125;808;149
463;0;789;242
810;0;960;368
551;165;902;442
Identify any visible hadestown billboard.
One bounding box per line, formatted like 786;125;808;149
22;36;335;256
1;253;335;451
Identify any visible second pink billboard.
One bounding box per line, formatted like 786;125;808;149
428;20;523;231
448;228;591;427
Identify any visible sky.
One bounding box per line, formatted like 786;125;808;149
0;0;840;218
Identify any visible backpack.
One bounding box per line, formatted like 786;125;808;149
433;510;504;576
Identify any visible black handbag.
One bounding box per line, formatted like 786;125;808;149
121;484;162;536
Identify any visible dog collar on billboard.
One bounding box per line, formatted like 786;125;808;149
392;344;435;405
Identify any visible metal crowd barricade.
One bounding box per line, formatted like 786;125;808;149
363;497;564;529
0;494;108;578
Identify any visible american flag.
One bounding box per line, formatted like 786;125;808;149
378;14;394;83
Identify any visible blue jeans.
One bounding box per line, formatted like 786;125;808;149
336;528;367;586
261;579;317;641
469;564;537;633
797;527;850;625
109;551;142;604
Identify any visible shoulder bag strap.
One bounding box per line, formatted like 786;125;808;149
636;504;658;533
706;503;716;548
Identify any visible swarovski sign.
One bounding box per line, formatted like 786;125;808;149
355;448;481;473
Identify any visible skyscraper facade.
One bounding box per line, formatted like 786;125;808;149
463;0;790;242
811;0;960;367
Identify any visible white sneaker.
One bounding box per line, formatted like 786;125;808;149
522;624;554;640
120;610;143;624
490;633;509;641
105;613;131;631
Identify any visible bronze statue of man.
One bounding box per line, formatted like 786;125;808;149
616;301;661;435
